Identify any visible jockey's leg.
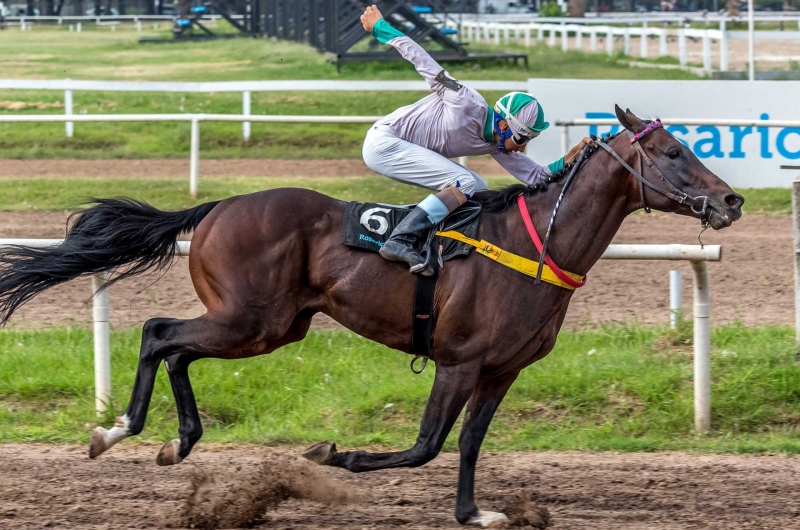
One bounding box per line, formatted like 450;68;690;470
379;186;467;275
362;125;485;274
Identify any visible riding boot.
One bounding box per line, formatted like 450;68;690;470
379;187;468;276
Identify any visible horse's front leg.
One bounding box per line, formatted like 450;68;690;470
303;361;480;472
455;372;519;527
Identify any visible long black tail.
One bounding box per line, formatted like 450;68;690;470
0;197;220;326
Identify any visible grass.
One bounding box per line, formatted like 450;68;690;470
0;27;701;159
1;322;799;453
0;25;703;82
0;176;788;215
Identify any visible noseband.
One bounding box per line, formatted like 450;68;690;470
596;120;710;226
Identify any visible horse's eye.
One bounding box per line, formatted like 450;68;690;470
667;149;680;159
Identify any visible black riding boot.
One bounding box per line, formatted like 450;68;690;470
379;206;435;276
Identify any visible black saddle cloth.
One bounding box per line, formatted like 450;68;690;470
341;200;482;261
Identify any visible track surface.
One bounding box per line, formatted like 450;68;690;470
0;444;799;529
0;208;790;331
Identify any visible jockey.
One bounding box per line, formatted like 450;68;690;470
360;5;591;275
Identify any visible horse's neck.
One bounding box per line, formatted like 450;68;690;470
522;139;637;276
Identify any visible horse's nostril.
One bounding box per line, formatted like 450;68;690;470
725;193;744;209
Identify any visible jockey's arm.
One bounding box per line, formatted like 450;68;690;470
490;152;552;186
362;5;455;97
490;137;592;186
492;138;592;185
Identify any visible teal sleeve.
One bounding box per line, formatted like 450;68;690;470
547;157;565;175
372;18;405;44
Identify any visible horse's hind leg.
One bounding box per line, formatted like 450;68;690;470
155;310;316;466
155;352;202;466
303;362;480;472
89;314;259;459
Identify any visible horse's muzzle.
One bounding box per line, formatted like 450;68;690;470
706;192;744;230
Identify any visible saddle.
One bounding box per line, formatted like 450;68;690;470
341;200;482;263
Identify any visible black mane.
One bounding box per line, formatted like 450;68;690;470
473;131;623;213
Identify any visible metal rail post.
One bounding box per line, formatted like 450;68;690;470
720;19;728;71
640;22;648;58
561;125;569;157
92;274;111;415
679;28;687;66
242;90;251;141
64;88;73;138
670;270;682;329
190;118;200;198
792;177;800;351
748;0;755;81
691;260;711;433
624;27;631;55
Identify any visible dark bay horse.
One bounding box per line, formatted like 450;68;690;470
0;107;743;527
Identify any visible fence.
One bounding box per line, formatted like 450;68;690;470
0;78;526;142
460;20;800;74
0;238;721;432
4;113;800;197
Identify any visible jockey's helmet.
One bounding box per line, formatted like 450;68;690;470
494;92;550;145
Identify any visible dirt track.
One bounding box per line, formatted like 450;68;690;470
0;444;798;529
0;208;790;331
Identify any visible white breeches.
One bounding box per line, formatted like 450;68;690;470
362;124;488;198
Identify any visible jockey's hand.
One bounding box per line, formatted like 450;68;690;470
361;4;383;33
565;137;594;165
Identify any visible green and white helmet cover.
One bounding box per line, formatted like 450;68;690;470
494;92;550;139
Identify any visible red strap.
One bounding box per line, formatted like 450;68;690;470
517;195;586;289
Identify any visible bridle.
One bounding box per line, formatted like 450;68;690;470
596;120;710;225
531;119;711;285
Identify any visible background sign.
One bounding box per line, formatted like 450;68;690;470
525;80;800;188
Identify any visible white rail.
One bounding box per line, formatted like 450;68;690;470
3;113;798;199
0;239;720;432
0;79;527;92
0;78;526;141
0;113;382;198
460;19;800;75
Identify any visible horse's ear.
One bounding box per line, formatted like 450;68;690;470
614;104;647;133
624;107;647;133
615;104;634;131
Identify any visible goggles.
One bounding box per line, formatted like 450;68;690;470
495;92;540;144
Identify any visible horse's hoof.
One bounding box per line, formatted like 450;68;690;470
302;441;338;465
156;439;184;466
89;427;109;459
89;415;131;459
466;511;509;528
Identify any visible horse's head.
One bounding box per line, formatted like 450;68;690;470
614;105;744;230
